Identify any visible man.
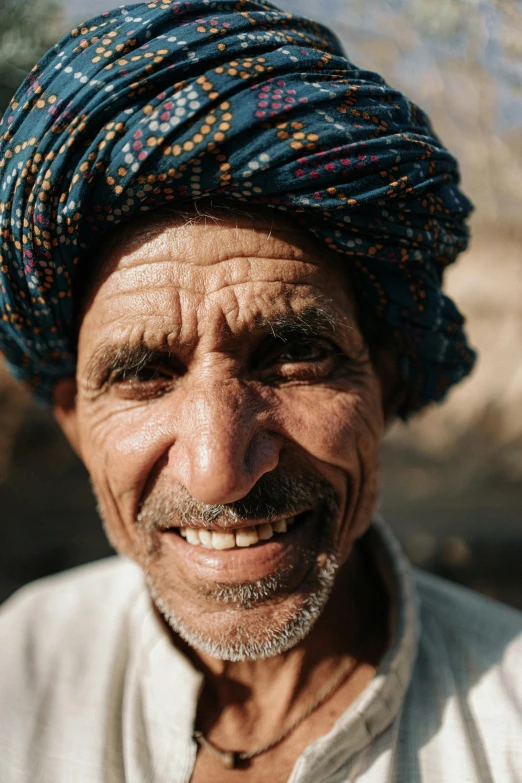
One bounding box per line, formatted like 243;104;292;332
0;2;520;781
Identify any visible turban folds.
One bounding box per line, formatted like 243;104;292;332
0;0;475;415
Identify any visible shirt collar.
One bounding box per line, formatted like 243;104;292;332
289;517;420;779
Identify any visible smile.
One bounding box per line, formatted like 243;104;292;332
174;516;297;550
161;509;321;584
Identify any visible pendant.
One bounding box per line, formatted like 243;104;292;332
193;730;239;769
219;751;237;770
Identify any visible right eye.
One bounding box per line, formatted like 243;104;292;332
108;363;177;399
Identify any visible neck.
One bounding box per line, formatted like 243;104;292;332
184;541;389;741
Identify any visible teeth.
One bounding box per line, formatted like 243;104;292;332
257;522;274;541
235;527;259;547
185;528;201;546
179;516;296;549
211;530;236;550
272;518;288;533
199;529;213;549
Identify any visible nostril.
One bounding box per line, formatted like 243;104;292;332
245;430;283;479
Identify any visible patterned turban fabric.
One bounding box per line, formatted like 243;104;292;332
0;0;475;415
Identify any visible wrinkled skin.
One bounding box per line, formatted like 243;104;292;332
54;207;399;781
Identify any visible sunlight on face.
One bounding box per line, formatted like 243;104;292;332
74;207;385;660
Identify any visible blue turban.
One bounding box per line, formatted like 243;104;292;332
0;0;475;415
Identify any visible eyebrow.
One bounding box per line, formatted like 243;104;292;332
255;305;346;341
82;305;350;387
83;343;169;387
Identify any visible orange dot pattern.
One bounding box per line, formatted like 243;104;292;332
0;0;475;415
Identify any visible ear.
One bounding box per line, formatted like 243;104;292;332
53;377;82;458
372;348;407;427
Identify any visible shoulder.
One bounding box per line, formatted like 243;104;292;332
0;558;148;778
392;571;522;779
412;570;522;747
413;568;522;659
0;554;143;625
0;556;144;687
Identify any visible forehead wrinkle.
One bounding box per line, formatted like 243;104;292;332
83;218;321;319
106;221;325;274
100;200;301;254
84;291;351;373
92;259;328;304
199;285;353;349
88;276;353;349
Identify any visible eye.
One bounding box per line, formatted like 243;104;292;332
113;365;167;384
108;361;178;399
257;337;339;384
277;341;331;364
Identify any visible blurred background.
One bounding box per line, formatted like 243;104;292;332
0;0;521;606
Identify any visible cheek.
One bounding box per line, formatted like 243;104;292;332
276;381;383;470
275;381;383;549
77;402;173;530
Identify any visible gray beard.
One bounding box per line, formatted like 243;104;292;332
96;472;340;661
146;548;339;661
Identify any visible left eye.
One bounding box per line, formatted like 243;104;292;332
113;365;167;384
256;338;338;383
277;341;330;363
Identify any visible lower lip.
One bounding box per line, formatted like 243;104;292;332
161;512;318;583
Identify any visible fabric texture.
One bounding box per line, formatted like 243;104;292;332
0;519;521;782
0;0;474;414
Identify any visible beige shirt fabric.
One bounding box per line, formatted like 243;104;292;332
1;520;521;783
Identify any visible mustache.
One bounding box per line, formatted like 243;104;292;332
137;472;339;531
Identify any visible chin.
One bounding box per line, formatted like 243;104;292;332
146;549;339;661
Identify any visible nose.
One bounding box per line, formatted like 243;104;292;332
169;376;282;505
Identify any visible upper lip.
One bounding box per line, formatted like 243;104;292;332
162;509;313;533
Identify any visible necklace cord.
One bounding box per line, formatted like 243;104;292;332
193;654;360;766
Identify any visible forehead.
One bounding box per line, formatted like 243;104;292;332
97;205;350;282
79;207;357;346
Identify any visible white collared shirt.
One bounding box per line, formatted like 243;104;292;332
1;520;521;782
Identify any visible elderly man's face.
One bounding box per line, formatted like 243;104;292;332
59;210;387;660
